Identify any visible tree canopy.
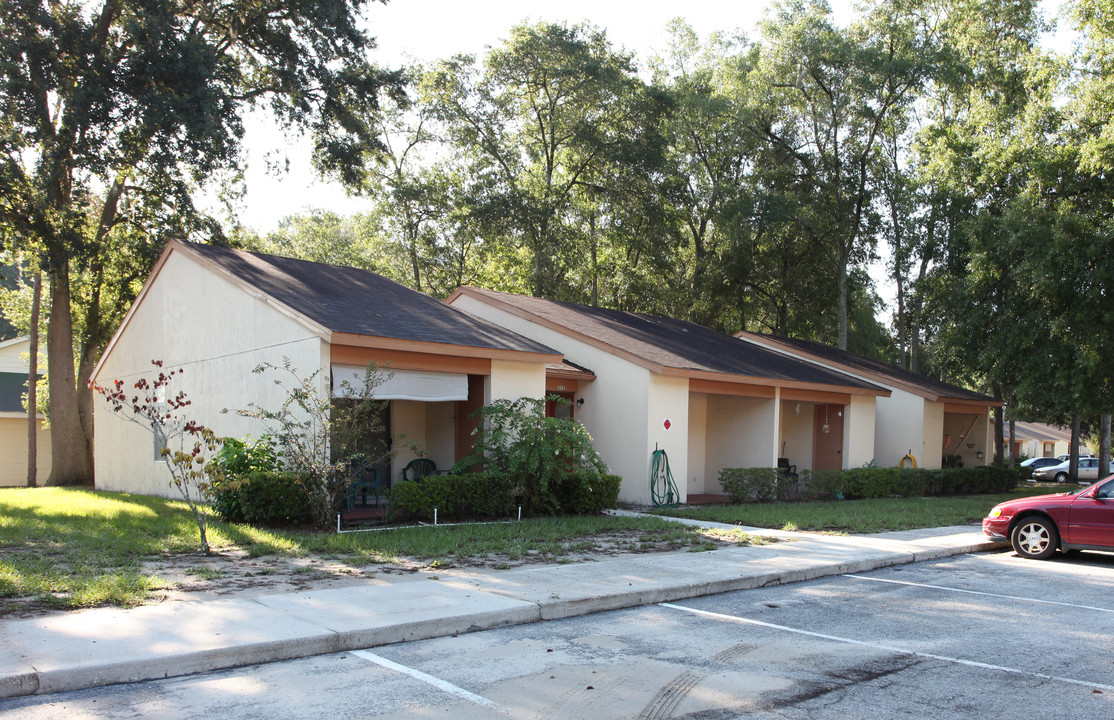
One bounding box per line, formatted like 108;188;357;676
4;0;1113;476
0;0;402;484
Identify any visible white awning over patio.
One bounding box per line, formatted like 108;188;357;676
331;365;469;402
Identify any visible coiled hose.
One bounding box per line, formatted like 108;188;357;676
650;448;680;507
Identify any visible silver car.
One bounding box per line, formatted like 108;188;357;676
1032;457;1102;483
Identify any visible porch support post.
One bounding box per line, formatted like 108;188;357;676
842;395;877;469
770;387;781;468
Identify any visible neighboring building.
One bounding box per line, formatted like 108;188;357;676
0;336;51;487
447;287;890;504
90;240;562;498
734;332;1000;469
1003;421;1085;460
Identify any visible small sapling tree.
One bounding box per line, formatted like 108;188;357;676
93;361;223;554
237;358;401;529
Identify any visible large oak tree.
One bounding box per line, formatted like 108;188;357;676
0;1;401;484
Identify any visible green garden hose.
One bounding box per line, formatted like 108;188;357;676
650;448;680;507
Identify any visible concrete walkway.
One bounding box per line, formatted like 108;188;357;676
0;521;1007;700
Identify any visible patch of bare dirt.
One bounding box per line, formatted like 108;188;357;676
2;527;756;619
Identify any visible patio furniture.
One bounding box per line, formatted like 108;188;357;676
402;458;438;482
345;468;381;510
777;457;798;480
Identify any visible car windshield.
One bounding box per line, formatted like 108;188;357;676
1072;476;1114;496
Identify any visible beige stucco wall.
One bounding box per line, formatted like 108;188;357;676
0;416;52;487
705;395;778;488
921;401;945;469
93;249;327;498
486;359;546;404
389;400;457;484
874;390;927;467
449;295;654;503
0;339;52;487
843;395;876;468
647;374;689;503
687;393;708;494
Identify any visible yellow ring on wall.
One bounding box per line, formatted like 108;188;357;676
899;453;918;469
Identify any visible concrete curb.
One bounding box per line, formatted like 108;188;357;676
0;529;1007;701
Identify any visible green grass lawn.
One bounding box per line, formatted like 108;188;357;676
649;483;1074;533
1;483;1069;614
0;487;763;613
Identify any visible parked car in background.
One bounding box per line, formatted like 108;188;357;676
1020;457;1062;478
1057;454;1095;462
983;476;1114;559
1032;457;1102;483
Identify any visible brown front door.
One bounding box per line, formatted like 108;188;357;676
813;404;844;471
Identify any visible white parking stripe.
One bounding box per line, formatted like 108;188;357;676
843;574;1114;613
660;603;1114;693
352;649;503;711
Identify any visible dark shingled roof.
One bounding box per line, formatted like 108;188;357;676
459;288;883;391
738;332;996;403
181;243;558;356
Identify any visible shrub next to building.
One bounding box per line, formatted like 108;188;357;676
719;465;1024;504
388;472;622;523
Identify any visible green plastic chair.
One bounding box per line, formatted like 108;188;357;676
403;458;438;482
344;468;380;510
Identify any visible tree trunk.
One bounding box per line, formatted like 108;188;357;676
992;404;1005;467
837;254;849;350
45;262;94;486
27;270;42;488
1069;414;1081;481
589;212;598;306
1100;413;1111;478
1008;418;1016;466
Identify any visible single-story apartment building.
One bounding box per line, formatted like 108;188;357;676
90;240;563;498
0;336;51;487
447;287;891;504
1002;420;1092;461
734;332;1001;469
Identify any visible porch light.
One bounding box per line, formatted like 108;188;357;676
821;405;831;434
976;450;985;459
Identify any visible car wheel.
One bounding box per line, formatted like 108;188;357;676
1055;472;1068;483
1011;517;1059;560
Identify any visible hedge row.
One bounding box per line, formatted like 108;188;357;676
210;471;315;526
719;465;1024;504
388;472;622;522
211;470;623;527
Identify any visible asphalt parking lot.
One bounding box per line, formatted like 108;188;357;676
3;549;1113;719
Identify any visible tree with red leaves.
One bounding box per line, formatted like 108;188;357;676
93;361;222;554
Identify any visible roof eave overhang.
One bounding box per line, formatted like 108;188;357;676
942;398;1002;413
330;332;562;365
735;331;1000;404
662;367;890;397
546;368;597;382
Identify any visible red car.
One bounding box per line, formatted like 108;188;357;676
983;476;1114;559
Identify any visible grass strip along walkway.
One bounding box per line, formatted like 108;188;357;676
0;487;761;614
1;483;1060;614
